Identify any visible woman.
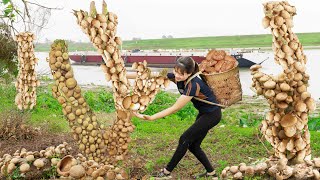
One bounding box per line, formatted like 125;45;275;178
133;56;221;179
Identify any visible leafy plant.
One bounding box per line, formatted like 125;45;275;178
308;117;320;131
8;167;22;180
0;23;18;83
84;90;115;112
239;113;263;127
42;165;58;179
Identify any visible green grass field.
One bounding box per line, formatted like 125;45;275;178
1;83;320;179
35;32;320;52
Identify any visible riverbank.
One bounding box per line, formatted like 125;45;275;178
34;32;320;52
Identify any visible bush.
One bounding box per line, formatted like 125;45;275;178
0;23;18;83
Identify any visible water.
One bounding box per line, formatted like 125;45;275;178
35;50;320;99
241;50;320;99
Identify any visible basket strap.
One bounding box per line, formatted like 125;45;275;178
193;97;226;108
185;71;202;86
185;71;226;108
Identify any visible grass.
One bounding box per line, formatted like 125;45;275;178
1;83;320;179
34;32;320;52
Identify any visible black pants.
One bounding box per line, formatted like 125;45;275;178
166;108;222;172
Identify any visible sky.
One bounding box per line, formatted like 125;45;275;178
20;0;320;42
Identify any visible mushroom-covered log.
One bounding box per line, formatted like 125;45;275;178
221;1;318;179
48;40;115;163
14;32;40;110
73;1;170;163
251;1;315;164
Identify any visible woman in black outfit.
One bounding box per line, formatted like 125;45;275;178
134;56;222;179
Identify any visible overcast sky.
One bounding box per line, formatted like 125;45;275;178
24;0;320;42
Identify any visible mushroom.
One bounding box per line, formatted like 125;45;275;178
314;158;320;168
233;171;243;179
265;90;275;98
107;170;116;179
268;165;278;177
57;155;74;177
230;166;239;174
7;163;16;174
130;103;140;111
264;80;276;89
277;158;288;171
122;96;132;109
295;138;306;151
284;126;296;137
280;113;297;127
301;92;311;100
19;163;30;174
33;159;44;169
69;165;86;178
313;169;320;180
276;92;288;101
250;64;262;71
294;101;307;112
280;83;291;91
305;97;316;111
51;158;60;166
255;162;268;174
245;166;255;176
139;95;150;106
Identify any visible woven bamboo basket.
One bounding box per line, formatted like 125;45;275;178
200;62;242;106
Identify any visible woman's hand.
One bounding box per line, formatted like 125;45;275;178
133;112;154;121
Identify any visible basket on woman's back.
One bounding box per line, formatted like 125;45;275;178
198;50;242;107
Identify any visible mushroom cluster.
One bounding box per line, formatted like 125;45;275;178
57;154;128;179
73;1;170;162
266;158;320;179
251;1;316;164
48;40;113;163
221;162;267;179
0;143;128;179
199;50;238;74
221;1;318;179
73;0;127;96
221;158;320;179
14;32;40;110
198;49;242;106
117;61;170;112
73;2;134;161
0;143;70;179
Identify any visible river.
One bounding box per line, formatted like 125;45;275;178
35;50;320;100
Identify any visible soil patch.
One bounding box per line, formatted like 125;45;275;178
0;133;79;157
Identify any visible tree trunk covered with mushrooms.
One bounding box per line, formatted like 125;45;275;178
14;32;40;110
221;2;318;179
48;1;170;164
251;1;316;165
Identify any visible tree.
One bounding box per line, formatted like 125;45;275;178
0;0;61;82
0;0;62;37
0;23;17;83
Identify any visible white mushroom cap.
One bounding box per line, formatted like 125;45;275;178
264;80;276;89
250;64;262;71
33;159;44;169
20;163;30;173
69;165;86;178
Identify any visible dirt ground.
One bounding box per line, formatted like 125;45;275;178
0;132;197;179
0;132;154;180
0;133;79;157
